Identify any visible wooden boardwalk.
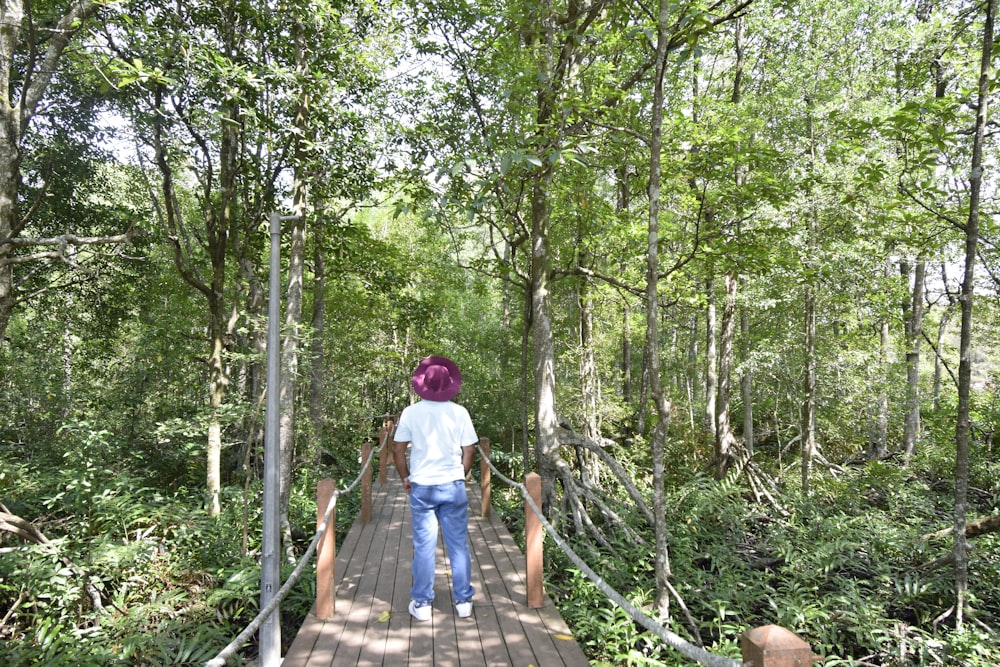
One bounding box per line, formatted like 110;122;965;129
282;470;592;666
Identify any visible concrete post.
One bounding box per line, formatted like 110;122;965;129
741;625;814;666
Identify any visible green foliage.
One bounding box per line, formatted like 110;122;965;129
555;567;661;666
528;448;1000;666
0;440;322;666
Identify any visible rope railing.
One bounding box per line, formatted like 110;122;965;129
475;442;744;667
204;441;380;667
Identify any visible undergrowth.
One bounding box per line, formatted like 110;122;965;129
3;419;998;666
0;426;361;666
538;449;1000;666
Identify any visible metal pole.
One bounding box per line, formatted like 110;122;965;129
260;212;286;666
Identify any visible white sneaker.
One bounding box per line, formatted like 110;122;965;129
455;601;473;618
409;600;432;621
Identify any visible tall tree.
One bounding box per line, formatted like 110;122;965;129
645;0;674;619
104;0;293;515
953;0;994;629
800;97;818;493
278;14;311;551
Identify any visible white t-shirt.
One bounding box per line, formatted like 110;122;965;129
396;400;478;485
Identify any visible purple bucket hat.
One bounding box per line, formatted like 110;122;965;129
411;355;462;401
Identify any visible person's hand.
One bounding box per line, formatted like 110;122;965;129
403;478;412;494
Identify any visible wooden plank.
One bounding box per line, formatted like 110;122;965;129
384;487;413;663
285;483;391;667
306;483;393;667
283;614;323;664
301;619;340;667
431;542;461;664
354;478;407;666
467;506;544;666
462;490;512;667
455;549;497;666
474;493;590;666
329;481;398;666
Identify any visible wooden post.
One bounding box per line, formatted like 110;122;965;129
316;478;337;620
741;625;813;666
361;440;372;523
377;424;388;485
480;437;491;518
525;472;543;608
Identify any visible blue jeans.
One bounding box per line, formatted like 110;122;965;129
408;480;474;604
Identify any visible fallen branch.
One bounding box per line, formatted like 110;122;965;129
0;506;49;544
922;514;1000;542
558;428;656;526
916;553;954;572
0;502;116;616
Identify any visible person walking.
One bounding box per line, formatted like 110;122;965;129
393;355;478;621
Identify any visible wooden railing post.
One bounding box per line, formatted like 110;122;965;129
480;437;491;518
525;472;543;608
361;440;372;524
377;423;389;486
316;478;336;620
741;625;813;666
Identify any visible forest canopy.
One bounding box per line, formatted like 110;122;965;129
1;0;999;665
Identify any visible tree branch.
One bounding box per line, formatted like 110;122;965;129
22;1;101;123
2;230;137;248
922;514;1000;542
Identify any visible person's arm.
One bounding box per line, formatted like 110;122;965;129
462;444;475;477
393;439;412;494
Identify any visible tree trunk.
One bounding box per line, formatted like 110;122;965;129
278;208;304;546
715;273;738;477
933;292;952;412
309;214;328;458
206;320;227;517
740;310;753;452
279;17;310;547
718;23;745;469
151;67;237;517
526;0;591;513
618;167;633;437
801;281;817;493
578;241;599;443
520;284;532;474
872;255;891;460
924;514;1000;542
903;258;925;458
622;294;632;404
0;101;18;346
530;173;560;512
500;241;512;331
692;47;717;444
953;0;994;630
686;315;699;431
241;249;267;469
801;99;818;494
705;279;718;439
575;234;598;485
647;0;673;619
205;99;238;517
